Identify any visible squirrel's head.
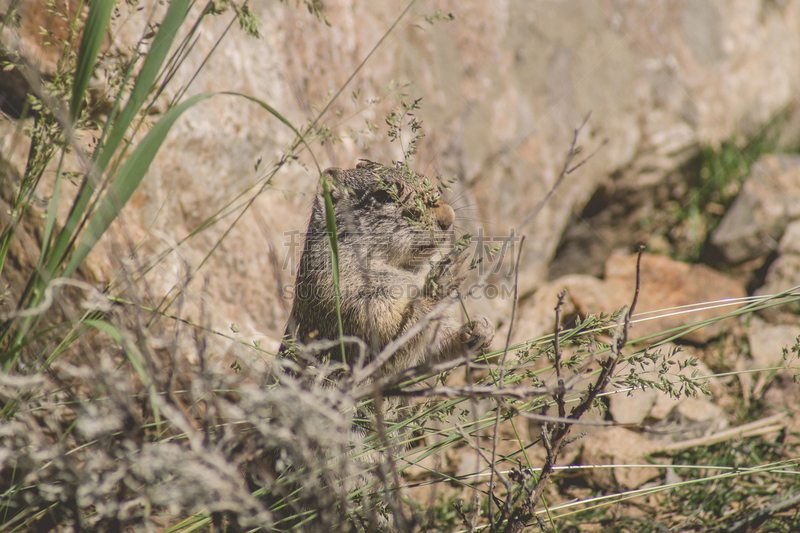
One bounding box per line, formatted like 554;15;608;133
312;163;456;269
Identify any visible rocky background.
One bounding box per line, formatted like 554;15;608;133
2;0;800;495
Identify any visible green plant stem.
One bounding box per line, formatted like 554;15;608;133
321;175;346;362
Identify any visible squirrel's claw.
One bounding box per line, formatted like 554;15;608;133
459;315;494;350
425;246;469;299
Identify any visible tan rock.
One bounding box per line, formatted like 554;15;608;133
609;388;658;425
754;221;800;321
779;220;800;255
580;427;662;489
675;397;726;423
747;318;800;369
755;255;800;321
610;343;720;421
649;399;729;448
710;155;800;264
511;274;604;344
567;253;746;344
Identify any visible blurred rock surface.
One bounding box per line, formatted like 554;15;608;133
709;155;800;265
2;0;800;356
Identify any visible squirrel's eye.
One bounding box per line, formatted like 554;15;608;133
372;188;395;204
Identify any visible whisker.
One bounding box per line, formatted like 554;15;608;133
423;144;445;177
457;179;493;197
445;188;471;206
446;180;495;210
457;217;493;225
452;219;500;234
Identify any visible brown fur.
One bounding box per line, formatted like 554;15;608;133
279;161;493;378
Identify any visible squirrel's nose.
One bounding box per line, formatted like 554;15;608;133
433;203;455;231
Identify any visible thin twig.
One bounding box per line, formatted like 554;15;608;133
487;236;525;528
501;246;646;533
552;290;567;419
455;425;511;488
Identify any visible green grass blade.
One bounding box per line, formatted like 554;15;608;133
83;319;162;438
222;92;306;140
96;0;191;171
83;319;146;380
46;0;192;277
6;0;193;367
321;175;346;361
69;0;113;123
0;220;13;280
162;515;213;533
63;92;215;278
40;153;65;264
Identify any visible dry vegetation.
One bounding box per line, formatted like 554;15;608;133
1;1;799;532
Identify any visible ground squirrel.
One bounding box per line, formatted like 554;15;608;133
279;161;493;379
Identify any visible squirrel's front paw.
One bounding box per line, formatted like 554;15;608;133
459;315;494;350
426;247;468;299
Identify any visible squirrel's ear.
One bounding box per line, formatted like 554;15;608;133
322;167;344;201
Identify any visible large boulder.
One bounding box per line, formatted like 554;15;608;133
755;219;800;320
709;155;800;265
2;0;800;355
510;252;745;346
